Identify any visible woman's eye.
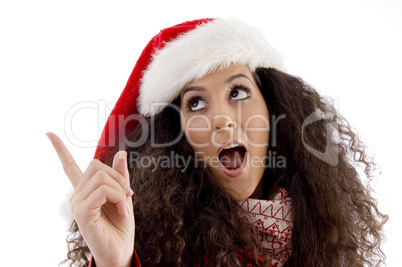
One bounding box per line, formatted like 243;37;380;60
230;86;250;100
187;97;206;112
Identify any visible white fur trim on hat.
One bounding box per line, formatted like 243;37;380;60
59;188;74;228
138;18;285;116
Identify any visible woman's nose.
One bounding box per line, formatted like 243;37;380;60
213;115;235;131
211;105;237;131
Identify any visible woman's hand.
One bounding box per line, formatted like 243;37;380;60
47;132;135;267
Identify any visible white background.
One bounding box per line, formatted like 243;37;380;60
1;0;401;265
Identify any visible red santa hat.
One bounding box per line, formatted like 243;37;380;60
94;18;285;159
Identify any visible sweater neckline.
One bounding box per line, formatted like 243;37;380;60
237;188;293;267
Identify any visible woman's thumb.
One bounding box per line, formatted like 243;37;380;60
113;151;130;181
113;151;133;198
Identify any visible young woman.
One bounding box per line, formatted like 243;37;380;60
48;18;387;266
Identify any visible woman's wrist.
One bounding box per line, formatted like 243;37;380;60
91;256;133;267
90;250;137;267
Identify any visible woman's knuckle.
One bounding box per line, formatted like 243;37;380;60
88;159;101;171
116;173;125;184
90;158;100;166
70;201;76;215
98;184;108;194
69;195;75;207
94;170;108;180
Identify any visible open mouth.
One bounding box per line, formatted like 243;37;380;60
218;142;248;177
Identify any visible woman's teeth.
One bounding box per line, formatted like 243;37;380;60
223;143;240;150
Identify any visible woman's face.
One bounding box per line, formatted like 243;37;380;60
180;64;270;200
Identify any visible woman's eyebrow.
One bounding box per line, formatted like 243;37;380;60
225;73;252;84
182;86;204;96
182;74;251;96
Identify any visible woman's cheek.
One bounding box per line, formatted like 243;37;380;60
244;114;270;147
184;116;212;148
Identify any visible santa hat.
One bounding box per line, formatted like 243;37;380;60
94;18;285;159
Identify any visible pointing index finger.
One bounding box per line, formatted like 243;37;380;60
46;132;83;188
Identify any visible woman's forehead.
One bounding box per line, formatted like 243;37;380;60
183;64;254;89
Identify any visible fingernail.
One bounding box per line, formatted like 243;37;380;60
126;184;134;196
119;151;127;160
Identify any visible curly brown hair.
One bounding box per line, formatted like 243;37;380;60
61;68;387;266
